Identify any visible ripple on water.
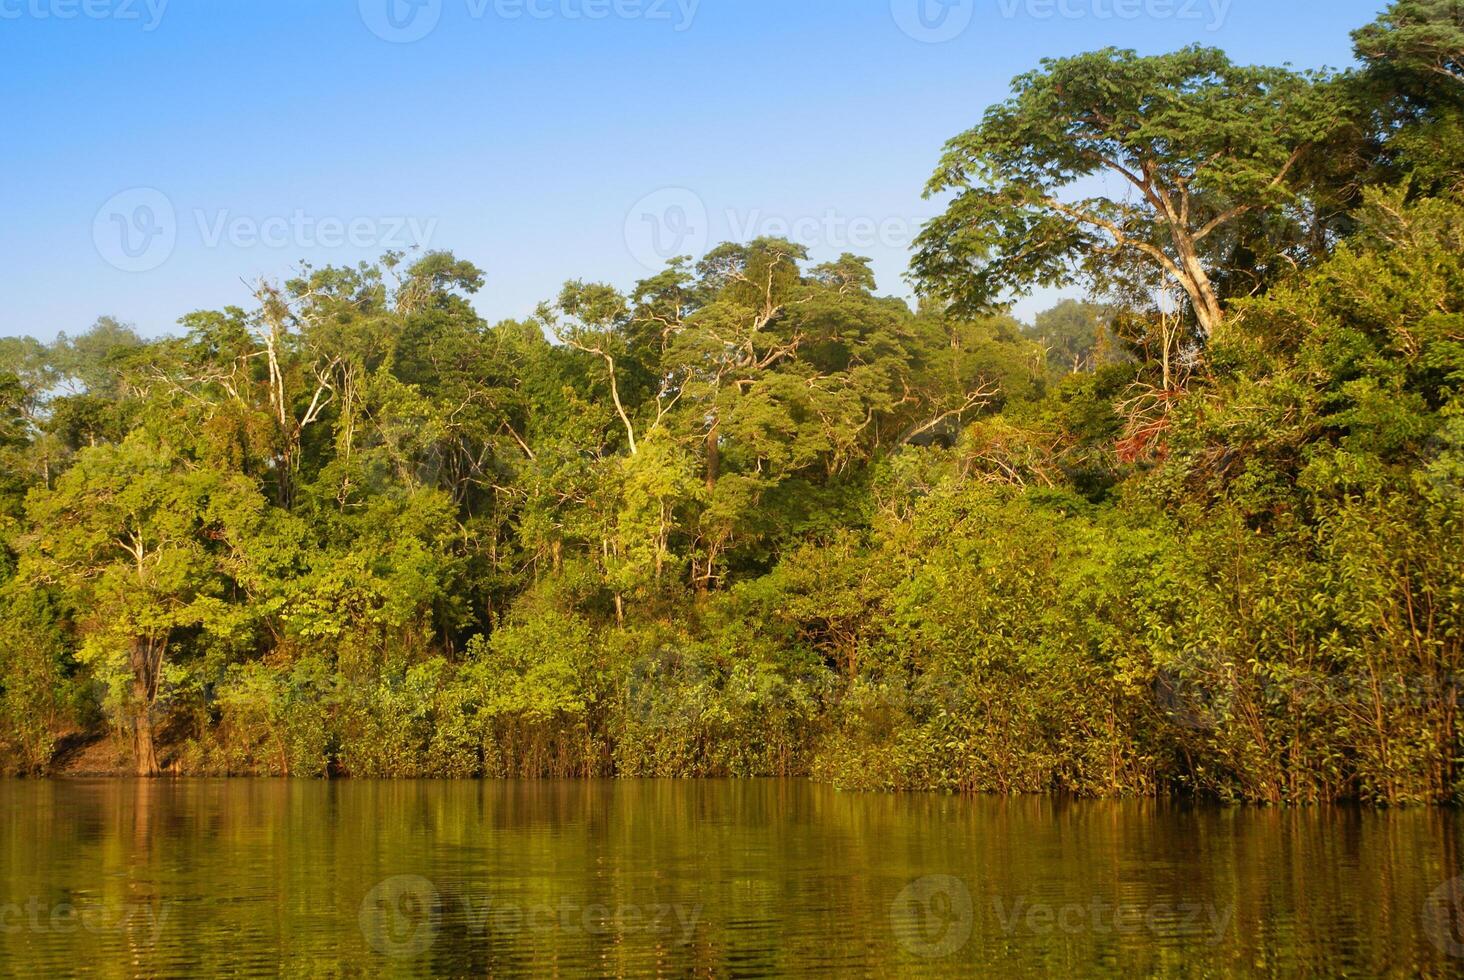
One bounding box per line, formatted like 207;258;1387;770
0;780;1459;977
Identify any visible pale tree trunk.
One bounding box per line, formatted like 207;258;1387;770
1173;238;1225;338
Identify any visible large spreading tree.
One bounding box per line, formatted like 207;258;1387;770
912;46;1344;336
1354;0;1464;88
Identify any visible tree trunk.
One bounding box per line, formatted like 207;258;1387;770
129;636;162;777
1175;239;1224;337
133;709;160;777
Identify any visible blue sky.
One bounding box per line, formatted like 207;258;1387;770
1;0;1386;341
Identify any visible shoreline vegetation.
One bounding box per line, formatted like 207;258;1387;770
2;3;1462;805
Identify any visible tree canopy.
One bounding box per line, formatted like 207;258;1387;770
912;46;1346;336
1;3;1461;804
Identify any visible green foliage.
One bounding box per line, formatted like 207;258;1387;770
1352;2;1464;195
213;657;333;777
1355;0;1464;89
1027;299;1119;374
0;590;71;774
913;46;1345;335
0;8;1460;806
607;622;828;779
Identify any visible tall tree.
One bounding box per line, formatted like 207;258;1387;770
1353;1;1464;194
1354;0;1464;89
913;47;1343;336
18;433;256;774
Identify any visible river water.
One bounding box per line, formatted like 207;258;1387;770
0;779;1461;976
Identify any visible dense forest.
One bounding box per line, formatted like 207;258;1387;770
1;2;1460;804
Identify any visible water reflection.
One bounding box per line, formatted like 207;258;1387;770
0;780;1460;976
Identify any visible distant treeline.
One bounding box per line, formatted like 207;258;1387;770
1;2;1461;804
